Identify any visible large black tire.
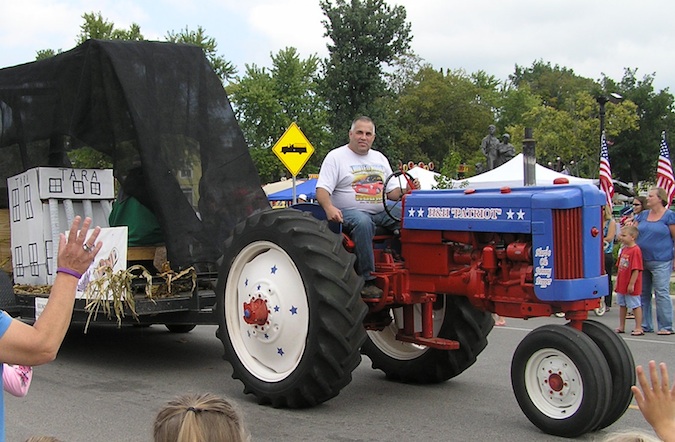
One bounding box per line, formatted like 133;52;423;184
361;296;493;383
215;209;367;408
579;320;635;430
511;324;612;438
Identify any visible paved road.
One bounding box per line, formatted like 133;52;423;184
5;309;673;441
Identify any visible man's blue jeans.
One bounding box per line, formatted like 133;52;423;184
641;260;674;332
341;207;400;280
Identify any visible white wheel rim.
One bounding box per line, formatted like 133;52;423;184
367;302;446;360
524;348;584;419
225;241;309;382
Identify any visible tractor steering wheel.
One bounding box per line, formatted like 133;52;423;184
382;170;415;222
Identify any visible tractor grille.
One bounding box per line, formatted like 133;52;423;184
552;208;583;279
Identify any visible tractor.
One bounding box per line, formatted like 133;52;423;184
0;40;631;439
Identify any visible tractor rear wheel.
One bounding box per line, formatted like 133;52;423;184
511;324;611;438
361;296;493;383
215;209;367;408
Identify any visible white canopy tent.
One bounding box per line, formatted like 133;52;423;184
406;166;442;190
453;154;595;189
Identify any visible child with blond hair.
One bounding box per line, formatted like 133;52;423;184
615;225;644;335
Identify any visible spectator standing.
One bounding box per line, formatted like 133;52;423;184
634;187;675;334
0;217;101;439
603;205;617;311
614;225;644;335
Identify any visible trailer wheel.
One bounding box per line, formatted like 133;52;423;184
361;296;493;383
579;320;635;430
511;324;611;438
215;209;367;408
165;324;196;333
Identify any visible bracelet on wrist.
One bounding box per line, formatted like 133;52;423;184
56;267;83;280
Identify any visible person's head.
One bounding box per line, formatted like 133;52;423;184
632;196;647;214
297;194;307;203
647;187;669;208
619;225;639;245
154;393;249;442
501;133;510;142
488;124;496;134
348;116;376;155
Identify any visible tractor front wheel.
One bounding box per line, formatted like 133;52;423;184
579;320;635;430
511;324;611;438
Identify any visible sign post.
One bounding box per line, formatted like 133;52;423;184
272;122;315;203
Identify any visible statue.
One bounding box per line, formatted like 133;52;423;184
480;125;500;170
495;133;516;168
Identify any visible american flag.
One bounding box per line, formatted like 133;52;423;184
598;132;614;206
656;132;675;204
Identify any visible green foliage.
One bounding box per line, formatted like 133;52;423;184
165;26;236;83
228;47;329;181
76;12;143;44
391;67;494;168
67;146;113;169
604;69;675;184
511;60;597;108
320;0;412;146
35;49;60;60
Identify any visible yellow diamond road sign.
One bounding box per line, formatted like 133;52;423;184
272;122;315;176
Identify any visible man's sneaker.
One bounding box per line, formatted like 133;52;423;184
361;281;383;299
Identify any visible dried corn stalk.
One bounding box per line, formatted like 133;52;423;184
83;264;153;333
154;264;196;297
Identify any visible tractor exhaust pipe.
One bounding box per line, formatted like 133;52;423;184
523;127;536;186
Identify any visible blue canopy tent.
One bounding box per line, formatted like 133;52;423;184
267;179;318;201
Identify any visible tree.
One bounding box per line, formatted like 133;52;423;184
166;26;236;83
228;48;328;182
505;91;638;178
390;67;494;171
320;0;412;147
510;60;597;109
603;69;675;184
76;11;143;43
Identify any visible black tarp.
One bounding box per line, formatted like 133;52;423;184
0;39;270;269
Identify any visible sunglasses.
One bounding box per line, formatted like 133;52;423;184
632;203;641;206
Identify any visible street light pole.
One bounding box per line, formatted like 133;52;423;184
596;95;609;137
596;92;623;140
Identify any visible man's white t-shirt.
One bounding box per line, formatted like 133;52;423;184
316;145;398;214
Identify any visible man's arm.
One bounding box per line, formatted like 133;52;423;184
0;217;101;366
316;187;343;223
386;177;421;201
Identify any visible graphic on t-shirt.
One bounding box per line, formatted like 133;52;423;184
350;166;386;202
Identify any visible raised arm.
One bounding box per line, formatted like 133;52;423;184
0;216;101;365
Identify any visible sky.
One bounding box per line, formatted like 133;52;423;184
1;0;674;94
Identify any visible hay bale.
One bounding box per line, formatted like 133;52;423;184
0;209;11;274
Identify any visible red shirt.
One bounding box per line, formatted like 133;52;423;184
615;245;643;296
